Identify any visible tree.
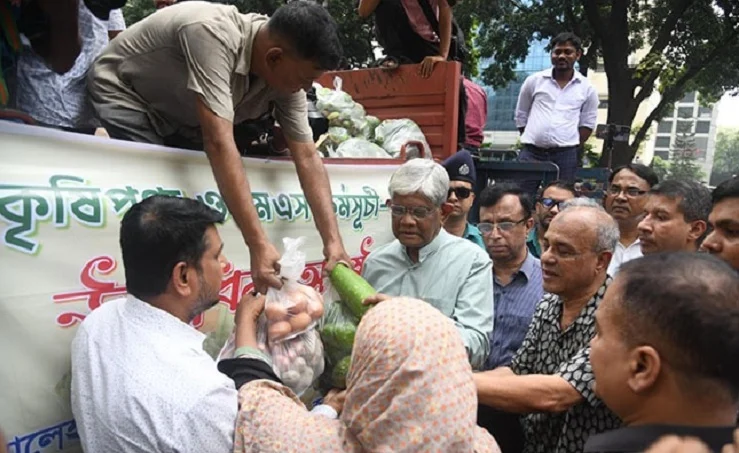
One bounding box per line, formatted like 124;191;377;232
477;0;739;168
711;128;739;185
650;155;670;182
123;0;377;68
668;120;705;181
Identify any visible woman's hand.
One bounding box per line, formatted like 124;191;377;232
235;292;266;349
324;389;347;414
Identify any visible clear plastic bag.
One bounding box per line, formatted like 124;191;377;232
317;127;350;157
217;317;325;396
374;119;431;159
317;282;358;390
316;77;369;137
316;77;356;121
264;237;325;343
269;328;325;396
334;138;392;158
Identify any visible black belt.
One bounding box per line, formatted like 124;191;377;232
523;144;578;153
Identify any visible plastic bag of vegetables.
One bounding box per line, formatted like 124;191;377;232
334;138;392;158
264;237;325;342
217;318;324;396
317;264;377;390
315;77;356;121
374;119;431;159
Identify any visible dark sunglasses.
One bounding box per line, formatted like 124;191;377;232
448;187;472;200
539;198;566;209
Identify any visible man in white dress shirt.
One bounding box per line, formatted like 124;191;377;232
603;164;659;277
71;195;238;453
514;32;599;194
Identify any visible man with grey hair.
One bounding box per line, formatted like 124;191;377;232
474;201;621;453
361;158;494;369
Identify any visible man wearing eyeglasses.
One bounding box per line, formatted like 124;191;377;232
603;164;659;276
441;150;485;250
476;182;544;453
527;181;576;258
637;179;711;255
361;159;494;370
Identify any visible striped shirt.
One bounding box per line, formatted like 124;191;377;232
486;251;543;369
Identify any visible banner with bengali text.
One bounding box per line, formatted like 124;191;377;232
0;122;399;453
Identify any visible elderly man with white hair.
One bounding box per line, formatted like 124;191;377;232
474;197;622;453
361;158;494;370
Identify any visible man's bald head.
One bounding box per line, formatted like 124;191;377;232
541;199;619;300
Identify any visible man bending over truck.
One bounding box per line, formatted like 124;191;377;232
87;1;349;292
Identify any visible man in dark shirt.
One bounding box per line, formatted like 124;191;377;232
527;180;576;258
586;252;739;453
474;198;621;453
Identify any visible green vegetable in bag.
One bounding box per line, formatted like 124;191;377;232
328;263;377;320
330;356;352;389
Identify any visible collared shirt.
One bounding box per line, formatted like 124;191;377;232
71;295;238;453
464;222;486;251
585;425;736;453
15;2;125;128
362;229;494;370
526;228;542;258
515;68;599;148
606;239;642;277
510;277;621;453
486;251;543;369
463;78;487;148
88;2;312;143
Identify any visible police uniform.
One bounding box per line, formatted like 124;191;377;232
442;151;485;251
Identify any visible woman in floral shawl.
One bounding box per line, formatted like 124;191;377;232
231;296;499;453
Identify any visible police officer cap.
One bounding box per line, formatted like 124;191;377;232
442;150;476;185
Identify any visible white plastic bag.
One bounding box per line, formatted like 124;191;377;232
334;138;392;158
264;237;325;343
217;318;325;396
374;119;431;159
316;77;369;137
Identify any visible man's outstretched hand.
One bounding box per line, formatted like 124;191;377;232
250;241;283;294
322;240;352;277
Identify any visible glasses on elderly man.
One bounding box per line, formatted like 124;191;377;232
448;187;472;200
389;204;436;219
478;219;527;234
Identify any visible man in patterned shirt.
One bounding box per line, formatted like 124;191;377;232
474;198;621;453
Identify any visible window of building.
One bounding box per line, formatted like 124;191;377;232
655;137;672;149
694;137;709;159
677;106;694;118
654;150;670;161
676;120;693;133
698;107;712;118
695;121;711;134
657;120;673;134
680;92;696;103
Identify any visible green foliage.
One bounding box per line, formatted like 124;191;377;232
667;121;705;181
711;127;739;185
122;0;156;25
650;156;670;182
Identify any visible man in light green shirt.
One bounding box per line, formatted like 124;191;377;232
362;159;494;370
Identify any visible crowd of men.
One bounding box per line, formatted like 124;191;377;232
57;150;739;453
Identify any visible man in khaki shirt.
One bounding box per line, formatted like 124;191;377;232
88;1;349;292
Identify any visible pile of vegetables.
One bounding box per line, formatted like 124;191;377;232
314;78;430;159
318;263;377;390
264;284;324;342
